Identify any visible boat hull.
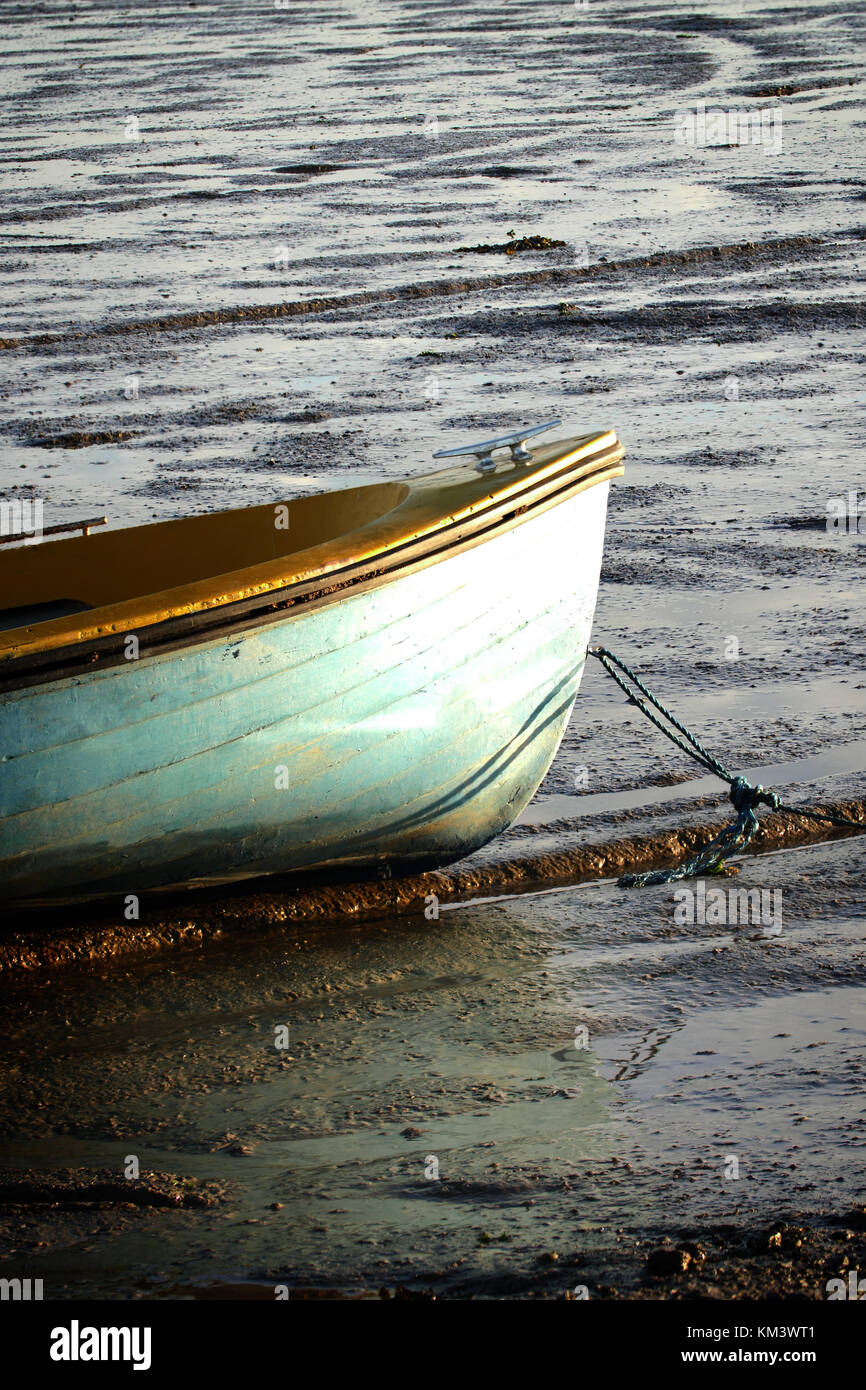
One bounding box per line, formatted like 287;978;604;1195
0;482;610;904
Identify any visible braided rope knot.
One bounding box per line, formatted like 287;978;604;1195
729;776;781;815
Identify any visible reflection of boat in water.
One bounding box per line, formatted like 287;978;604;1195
0;420;624;905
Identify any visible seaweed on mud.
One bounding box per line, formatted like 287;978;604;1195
273;164;347;175
0;1169;225;1209
26;428;140;449
455;235;568;254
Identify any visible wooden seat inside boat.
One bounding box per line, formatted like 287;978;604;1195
0;481;408;631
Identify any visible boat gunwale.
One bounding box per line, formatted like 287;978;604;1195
1;431;617;648
0;440;623;694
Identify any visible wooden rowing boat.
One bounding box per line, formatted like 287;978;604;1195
0;422;624;904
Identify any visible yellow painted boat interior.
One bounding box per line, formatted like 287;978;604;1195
0;428;622;663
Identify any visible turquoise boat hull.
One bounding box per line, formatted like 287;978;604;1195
0;477;612;905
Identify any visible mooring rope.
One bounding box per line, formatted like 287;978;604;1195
587;645;862;887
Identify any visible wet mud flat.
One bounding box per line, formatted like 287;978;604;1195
1;794;863;978
0;0;865;1300
0;837;864;1299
